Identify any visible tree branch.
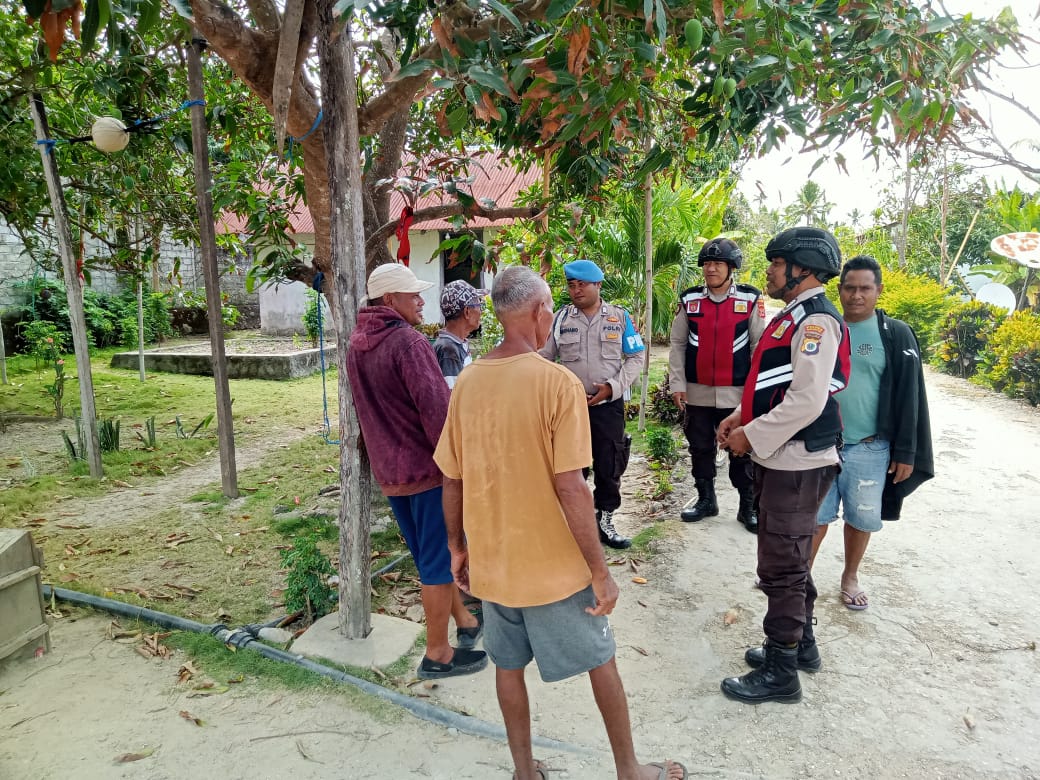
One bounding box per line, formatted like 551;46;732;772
245;0;281;32
357;0;555;136
365;205;542;256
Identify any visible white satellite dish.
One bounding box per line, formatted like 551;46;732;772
962;273;991;293
976;282;1017;312
990;232;1040;270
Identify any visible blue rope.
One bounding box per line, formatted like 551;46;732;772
33;99;207;151
287;110;323;163
312;272;339;445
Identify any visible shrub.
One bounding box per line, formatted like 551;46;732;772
175;288;240;329
982;310;1040;404
647;383;683;426
877;267;954;356
279;534;336;623
303;290;322;345
931;301;1006;379
645;425;680;466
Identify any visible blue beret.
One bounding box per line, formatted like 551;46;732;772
563;259;604;282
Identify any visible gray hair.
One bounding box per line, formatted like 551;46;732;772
491;266;549;315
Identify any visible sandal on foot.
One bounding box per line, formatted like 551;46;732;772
649;761;688;780
417;647;488;679
841;589;869;611
512;761;548;779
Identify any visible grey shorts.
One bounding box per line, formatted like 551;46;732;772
483;586;616;683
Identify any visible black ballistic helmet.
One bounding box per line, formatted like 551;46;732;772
764;227;841;283
698;237;743;269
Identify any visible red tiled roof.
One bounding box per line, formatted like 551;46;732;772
218;152;539;236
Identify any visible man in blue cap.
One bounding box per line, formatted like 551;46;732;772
540;259;645;549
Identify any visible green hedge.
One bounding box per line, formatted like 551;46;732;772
980;310;1040;406
931;301;1006;379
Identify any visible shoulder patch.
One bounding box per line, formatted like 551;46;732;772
772;320;791;339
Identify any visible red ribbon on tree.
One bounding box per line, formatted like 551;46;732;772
395;206;415;266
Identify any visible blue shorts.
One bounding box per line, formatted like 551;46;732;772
387;486;452;586
482;586;616;683
817;439;889;533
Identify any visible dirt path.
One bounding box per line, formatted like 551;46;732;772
2;368;1039;779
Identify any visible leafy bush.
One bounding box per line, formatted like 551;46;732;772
647;383;683;426
645;425;680;465
303;290;322;345
175;288;240;328
981;311;1040;404
931;301;1006;379
877;267;954;356
279;534;336;623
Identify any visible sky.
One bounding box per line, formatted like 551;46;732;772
737;0;1040;224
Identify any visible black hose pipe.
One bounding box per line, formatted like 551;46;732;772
41;585;593;756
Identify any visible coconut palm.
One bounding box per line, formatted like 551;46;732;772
586;178;731;339
784;180;835;228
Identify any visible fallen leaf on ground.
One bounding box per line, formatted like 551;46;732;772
723;608;741;626
112;480;134;488
227;674;244;684
188;684;229;697
55;523;91;529
631;577;648;585
179;711;204;726
631;645;649;656
114;747;156;763
963;712;976;730
178;663;199;683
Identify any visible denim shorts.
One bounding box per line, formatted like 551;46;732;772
816;439;889;533
482;586;616;683
387;486;452;586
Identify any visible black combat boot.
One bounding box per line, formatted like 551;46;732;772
744;623;821;673
721;639;802;703
597;510;631;549
680;478;718;522
736;486;759;534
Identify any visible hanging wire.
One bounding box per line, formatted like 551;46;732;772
312;272;339;445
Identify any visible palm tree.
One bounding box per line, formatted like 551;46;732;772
585;178;731;339
784;180;834;228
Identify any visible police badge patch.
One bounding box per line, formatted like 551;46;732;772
734;300;748;313
686;300;700;314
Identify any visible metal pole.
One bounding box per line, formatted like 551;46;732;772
137;279;146;382
29;92;103;477
186;34;238;498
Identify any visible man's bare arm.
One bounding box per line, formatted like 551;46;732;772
442;476;470;592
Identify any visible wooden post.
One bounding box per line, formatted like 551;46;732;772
29;93;102;477
0;318;7;385
316;0;372;639
186;35;238;499
638;168;653;432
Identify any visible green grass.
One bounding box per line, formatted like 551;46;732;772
629;523;667;555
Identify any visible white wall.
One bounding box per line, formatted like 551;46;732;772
259;280;332;336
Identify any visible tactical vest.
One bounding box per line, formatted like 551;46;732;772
740;293;851;452
680;284;761;387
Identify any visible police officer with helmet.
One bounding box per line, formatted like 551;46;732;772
668;237;765;532
716;226;851;705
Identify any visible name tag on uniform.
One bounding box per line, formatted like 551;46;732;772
686;300;700;314
772;321;791;339
606;332;619;339
606;315;620;323
734;300;748;313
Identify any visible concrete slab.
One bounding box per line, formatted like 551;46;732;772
290;612;423;669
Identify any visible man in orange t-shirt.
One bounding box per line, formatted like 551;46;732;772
434;266;686;780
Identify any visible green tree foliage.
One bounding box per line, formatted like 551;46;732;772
783;181;834;228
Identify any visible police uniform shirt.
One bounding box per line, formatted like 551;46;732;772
539;303;644;403
667;284;766;409
744;288;843;471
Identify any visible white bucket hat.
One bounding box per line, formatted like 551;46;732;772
366;263;434;303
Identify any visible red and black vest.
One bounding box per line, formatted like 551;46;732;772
741;292;851;452
680;283;761;387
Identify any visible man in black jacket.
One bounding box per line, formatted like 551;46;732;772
810;255;934;610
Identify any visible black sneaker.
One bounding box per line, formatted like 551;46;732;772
417;647;488;680
597;510;631;549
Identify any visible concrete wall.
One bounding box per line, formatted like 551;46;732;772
259;280;333;336
0;216;257;318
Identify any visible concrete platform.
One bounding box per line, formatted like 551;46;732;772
290;612;423;669
110;344;336;380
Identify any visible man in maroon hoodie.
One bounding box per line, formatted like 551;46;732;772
346;263;486;680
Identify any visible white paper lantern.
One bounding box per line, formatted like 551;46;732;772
91;116;130;153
